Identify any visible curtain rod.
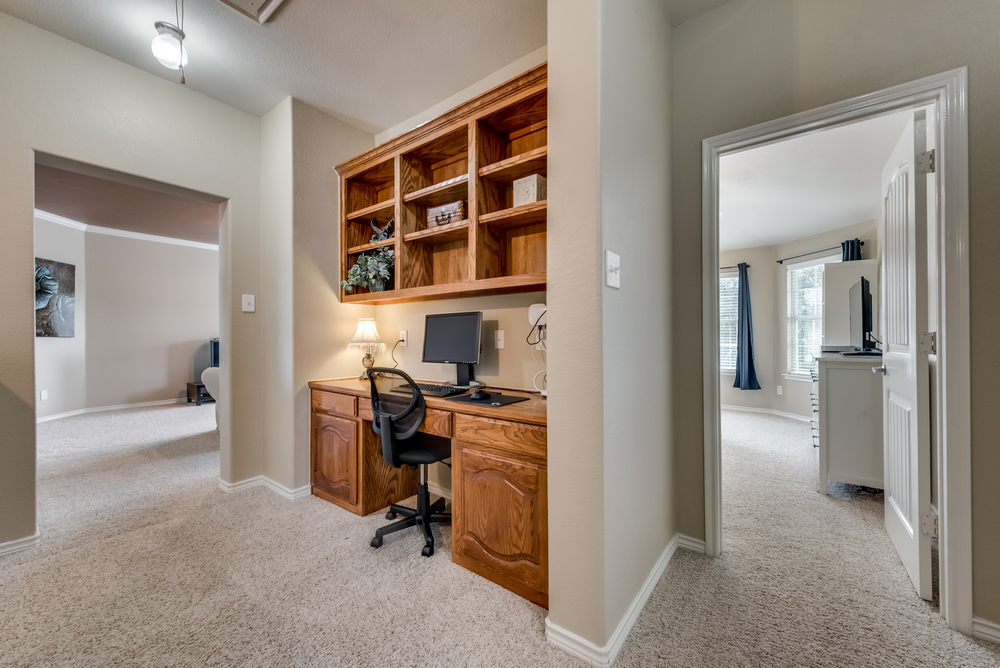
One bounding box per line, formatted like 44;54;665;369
776;242;862;265
720;264;747;271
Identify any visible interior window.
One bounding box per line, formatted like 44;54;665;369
720;274;739;370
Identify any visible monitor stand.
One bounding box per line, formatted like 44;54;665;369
456;363;475;388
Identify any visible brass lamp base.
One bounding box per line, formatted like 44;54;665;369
359;352;374;380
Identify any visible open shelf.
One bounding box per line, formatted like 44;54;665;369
402;174;468;207
347;236;396;255
479;201;547;230
479;147;547;184
347;199;395;222
403;220;469;245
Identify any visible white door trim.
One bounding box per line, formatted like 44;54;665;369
701;68;971;633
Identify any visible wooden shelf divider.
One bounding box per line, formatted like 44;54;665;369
479;201;547;230
347;236;397;255
403;220;469;245
402;174;469;207
479;146;547;183
347;198;395;221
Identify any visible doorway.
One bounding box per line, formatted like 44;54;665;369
702;69;971;633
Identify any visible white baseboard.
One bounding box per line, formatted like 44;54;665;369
218;475;310;500
721;404;811;423
427;480;452;501
973;616;1000;645
37;398;186;423
0;531;40;557
546;532;703;667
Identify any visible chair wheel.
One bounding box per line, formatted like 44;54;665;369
422;545;434;557
385;511;397;520
371;535;383;548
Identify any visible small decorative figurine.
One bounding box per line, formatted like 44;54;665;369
369;217;393;243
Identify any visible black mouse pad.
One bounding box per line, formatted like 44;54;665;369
446;392;530;407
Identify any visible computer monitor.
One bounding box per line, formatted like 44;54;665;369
849;277;875;351
422;311;483;386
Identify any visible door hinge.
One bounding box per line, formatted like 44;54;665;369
917;149;936;174
919;332;937;355
921;513;939;539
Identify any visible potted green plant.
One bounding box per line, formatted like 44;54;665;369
342;247;395;293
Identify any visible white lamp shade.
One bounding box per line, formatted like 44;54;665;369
151;23;188;70
348;318;385;351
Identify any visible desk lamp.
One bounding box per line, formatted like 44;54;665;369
348;318;385;380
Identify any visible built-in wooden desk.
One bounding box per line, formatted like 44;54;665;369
307;377;548;607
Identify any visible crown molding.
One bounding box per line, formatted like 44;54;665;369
34;209;219;251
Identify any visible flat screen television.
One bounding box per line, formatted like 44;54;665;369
849;277;875;351
210;338;220;368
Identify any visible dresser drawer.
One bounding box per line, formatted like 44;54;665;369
359;401;452;438
454;414;546;460
312;390;357;418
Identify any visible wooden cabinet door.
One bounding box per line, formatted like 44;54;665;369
312;413;358;506
452;443;548;607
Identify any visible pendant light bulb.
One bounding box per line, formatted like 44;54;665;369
151;21;188;70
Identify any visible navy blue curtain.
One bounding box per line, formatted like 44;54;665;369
842;238;862;261
734;262;761;391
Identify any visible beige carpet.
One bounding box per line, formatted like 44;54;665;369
1;405;997;667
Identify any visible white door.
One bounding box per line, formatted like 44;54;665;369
879;110;932;600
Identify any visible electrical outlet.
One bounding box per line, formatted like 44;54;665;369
776;385;782;396
399;330;408;347
496;330;504;349
536;328;546;351
242;294;255;312
40;390;48;401
606;250;621;288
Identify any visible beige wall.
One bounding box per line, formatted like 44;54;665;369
547;0;674;648
84;233;218;408
0;12;263;546
33;217;86;419
291;98;376;490
672;0;1000;623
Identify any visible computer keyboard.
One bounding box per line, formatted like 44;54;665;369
392;383;468;398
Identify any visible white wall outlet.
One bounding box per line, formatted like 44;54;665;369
399;330;408;347
606;250;621;288
40;390;48;401
776;385;782;396
496;330;504;349
536;327;546;351
242;294;256;312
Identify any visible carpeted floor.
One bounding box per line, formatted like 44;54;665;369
1;406;997;667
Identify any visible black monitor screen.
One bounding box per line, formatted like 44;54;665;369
849;277;872;350
422;312;482;364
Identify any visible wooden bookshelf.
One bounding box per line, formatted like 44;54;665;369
336;64;547;305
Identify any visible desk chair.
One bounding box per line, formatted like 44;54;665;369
367;368;451;557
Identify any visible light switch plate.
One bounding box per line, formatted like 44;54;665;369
400;330;408;347
496;330;505;349
242;294;255;312
606;250;620;288
776;385;782;396
40;390;48;401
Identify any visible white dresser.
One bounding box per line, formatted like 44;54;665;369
816;354;884;494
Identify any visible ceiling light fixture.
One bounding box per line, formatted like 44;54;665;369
151;0;187;84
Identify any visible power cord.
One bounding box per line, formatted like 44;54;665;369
390;339;403;368
526;309;546;345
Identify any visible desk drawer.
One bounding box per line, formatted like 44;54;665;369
454;414;546;460
358;402;452;438
312;390;357;418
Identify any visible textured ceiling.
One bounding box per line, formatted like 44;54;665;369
720;110;914;252
0;0;547;134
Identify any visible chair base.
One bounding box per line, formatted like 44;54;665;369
370;481;451;556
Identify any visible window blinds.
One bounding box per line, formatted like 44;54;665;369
720;275;739;370
787;263;824;374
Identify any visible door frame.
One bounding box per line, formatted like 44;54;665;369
701;69;971;633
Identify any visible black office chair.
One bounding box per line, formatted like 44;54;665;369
367;368;452;557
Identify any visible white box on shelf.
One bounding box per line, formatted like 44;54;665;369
513;174;547;207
